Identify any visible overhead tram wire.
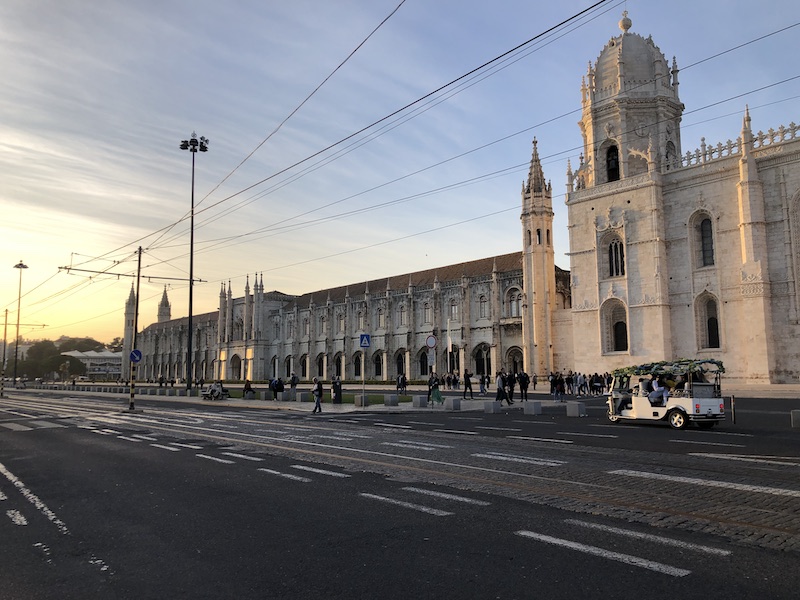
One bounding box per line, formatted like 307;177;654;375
154;13;798;257
148;0;410;251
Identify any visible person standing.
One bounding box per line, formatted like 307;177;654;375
290;372;299;401
463;369;474;399
332;375;343;404
479;373;486;396
311;377;323;414
518;371;529;401
507;372;516;403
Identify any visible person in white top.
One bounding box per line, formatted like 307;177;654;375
648;375;669;406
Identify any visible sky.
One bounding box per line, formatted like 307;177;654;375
2;0;798;346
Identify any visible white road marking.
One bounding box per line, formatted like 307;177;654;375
221;452;264;462
669;439;745;448
0;423;32;431
396;440;453;448
0;462;69;535
434;429;479;435
100;429;121;434
7;509;27;526
475;426;522;432
170;442;203;449
472;453;564;467
609;469;800;498
565;519;731;556
117;436;142;442
313;435;353;441
382;442;440;450
373;423;412;429
91;430;112;435
291;465;350;478
257;468;312;482
0;490;6;500
689;453;800;467
359;493;454;516
151;444;180;452
131;434;158;441
28;421;66;429
557;431;618;438
402;487;491;506
515;530;691;577
507;435;573;444
196;454;235;464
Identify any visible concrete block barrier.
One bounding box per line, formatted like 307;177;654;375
523;401;542;415
384;395;399;406
412;396;428;408
355;394;369;407
298;391;312;402
484;401;502;413
791;409;800;429
444;397;461;411
567;401;587;417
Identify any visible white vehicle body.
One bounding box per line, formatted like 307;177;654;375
607;360;726;430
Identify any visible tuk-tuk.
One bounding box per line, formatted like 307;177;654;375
607;359;726;429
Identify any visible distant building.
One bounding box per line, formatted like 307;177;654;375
61;349;123;381
123;14;800;385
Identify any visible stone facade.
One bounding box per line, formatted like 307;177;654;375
123;14;800;385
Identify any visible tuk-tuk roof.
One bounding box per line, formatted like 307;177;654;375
612;358;724;377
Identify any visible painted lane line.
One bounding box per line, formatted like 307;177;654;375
507;435;574;444
373;423;412;429
257;468;312;483
689;453;800;467
131;434;159;441
256;429;292;435
290;465;351;478
196;454;235;464
221;452;264;462
313;435;353;441
91;430;112;435
515;531;690;577
170;442;203;449
564;519;731;556
402;487;491;506
557;431;618;439
28;421;66;429
359;493;453;516
7;509;28;526
512;420;557;425
433;429;479;435
475;426;522;432
449;417;483;421
151;444;181;452
0;462;69;535
117;436;143;443
669;439;746;448
397;440;453;448
0;490;6;500
608;469;800;498
100;429;122;434
472;453;563;467
382;442;441;450
0;423;32;431
407;421;445;427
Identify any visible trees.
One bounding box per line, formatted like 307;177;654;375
12;337;101;380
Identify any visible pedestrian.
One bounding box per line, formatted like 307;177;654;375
496;371;512;405
243;379;255;400
290;372;299;401
332;375;343;404
463;369;474;399
532;373;538;390
311;377;323;413
518;371;529;401
428;373;443;405
479;373;486;396
507;372;516;403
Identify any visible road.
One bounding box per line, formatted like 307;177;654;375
1;390;798;599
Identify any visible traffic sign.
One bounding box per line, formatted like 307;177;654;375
130;349;142;363
425;335;437;349
360;334;371;348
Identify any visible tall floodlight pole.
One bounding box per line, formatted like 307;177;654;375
179;132;209;392
13;260;28;383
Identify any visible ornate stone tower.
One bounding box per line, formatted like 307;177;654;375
122;284;136;380
573;11;684;188
520;138;556;376
157;286;171;323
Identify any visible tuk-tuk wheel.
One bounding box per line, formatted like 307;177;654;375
607;410;621;423
667;409;688;430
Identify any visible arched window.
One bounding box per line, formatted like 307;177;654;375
423;303;432;323
377;308;385;329
479;296;488;319
373;353;382;377
396;354;404;375
302;318;309;336
608;238;625;277
318;315;325;333
507;289;522;318
317;355;324;377
601;299;628;353
449;299;458;321
399;304;407;326
606;145;620;182
273;321;280;338
357;311;365;330
546;229;551;246
696;294;721;349
536;229;542;245
337;313;345;333
700;218;715;266
354;354;362;377
527;230;532;246
418;353;429;377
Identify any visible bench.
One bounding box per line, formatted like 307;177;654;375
201;386;229;400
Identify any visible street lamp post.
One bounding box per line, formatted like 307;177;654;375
13;260;28;384
179;133;209;391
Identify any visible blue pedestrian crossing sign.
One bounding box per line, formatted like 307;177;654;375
359;334;371;348
129;349;142;363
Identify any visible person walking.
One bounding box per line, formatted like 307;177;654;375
496;370;512;405
428;372;443;405
311;377;323;414
463;369;474;399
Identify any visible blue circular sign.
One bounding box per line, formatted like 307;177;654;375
130;349;142;363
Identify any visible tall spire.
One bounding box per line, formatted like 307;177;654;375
526;138;545;194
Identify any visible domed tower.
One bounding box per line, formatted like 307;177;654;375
574;11;684;188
